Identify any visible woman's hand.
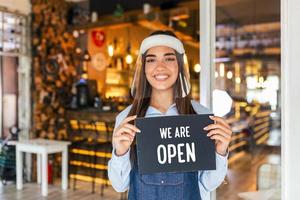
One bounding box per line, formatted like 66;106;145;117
112;115;141;156
204;116;232;156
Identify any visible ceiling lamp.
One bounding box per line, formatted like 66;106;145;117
215;71;219;78
227;71;233;79
108;44;114;57
194;63;201;73
219;63;225;77
125;54;133;65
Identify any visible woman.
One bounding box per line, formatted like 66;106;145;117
108;30;232;200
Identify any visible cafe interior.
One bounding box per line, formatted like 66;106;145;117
0;0;281;199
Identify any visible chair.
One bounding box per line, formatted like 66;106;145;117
67;120;87;190
91;121;113;196
238;163;281;200
257;163;281;190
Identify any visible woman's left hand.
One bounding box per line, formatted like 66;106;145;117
204;116;232;156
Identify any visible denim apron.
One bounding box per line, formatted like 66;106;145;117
128;163;201;200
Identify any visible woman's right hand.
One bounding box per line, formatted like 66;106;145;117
112;115;141;156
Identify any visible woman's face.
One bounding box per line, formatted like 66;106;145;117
145;46;179;94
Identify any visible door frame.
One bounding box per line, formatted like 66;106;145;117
198;0;300;199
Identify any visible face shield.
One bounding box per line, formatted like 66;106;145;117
130;34;191;100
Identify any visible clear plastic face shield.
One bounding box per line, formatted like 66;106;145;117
130;34;191;100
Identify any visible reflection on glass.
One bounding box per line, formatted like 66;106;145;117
216;0;281;199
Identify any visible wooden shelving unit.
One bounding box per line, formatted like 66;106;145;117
68;7;200;49
228;103;272;165
66;110;117;191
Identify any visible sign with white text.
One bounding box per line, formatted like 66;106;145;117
135;114;216;174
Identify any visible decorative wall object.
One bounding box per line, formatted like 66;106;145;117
91;30;106;47
31;0;79;140
91;53;109;71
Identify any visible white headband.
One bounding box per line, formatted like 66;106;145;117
139;34;185;55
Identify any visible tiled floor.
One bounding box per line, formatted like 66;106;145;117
1;149;280;200
0;129;281;200
0;181;123;200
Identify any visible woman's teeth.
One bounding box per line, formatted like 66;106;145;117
154;74;169;81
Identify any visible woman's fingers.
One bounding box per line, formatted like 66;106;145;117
205;116;231;156
207;129;231;139
121;115;137;125
121;133;135;141
123;123;141;133
112;115;140;155
113;134;132;142
114;123;140;137
114;115;140;136
117;127;136;137
210;134;230;143
209;116;231;129
204;124;232;135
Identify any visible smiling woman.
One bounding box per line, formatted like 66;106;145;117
108;30;232;200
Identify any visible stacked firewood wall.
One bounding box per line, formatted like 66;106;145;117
31;0;79;139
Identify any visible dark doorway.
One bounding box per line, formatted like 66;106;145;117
0;56;18;138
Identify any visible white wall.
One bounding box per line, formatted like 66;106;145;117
281;0;300;199
0;0;31;15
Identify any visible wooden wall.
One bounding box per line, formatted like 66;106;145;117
31;0;79;139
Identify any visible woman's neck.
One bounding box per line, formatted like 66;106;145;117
150;89;174;113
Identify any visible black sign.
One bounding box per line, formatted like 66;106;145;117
135;114;216;174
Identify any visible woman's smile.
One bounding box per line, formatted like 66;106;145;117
153;73;170;81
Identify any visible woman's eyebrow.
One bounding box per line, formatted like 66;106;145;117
145;53;175;58
145;54;156;58
164;53;176;56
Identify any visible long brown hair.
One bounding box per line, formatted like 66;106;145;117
128;30;196;165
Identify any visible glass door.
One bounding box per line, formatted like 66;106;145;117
214;0;281;199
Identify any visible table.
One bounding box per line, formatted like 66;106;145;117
16;139;71;196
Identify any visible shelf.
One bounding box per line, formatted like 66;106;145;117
68;8;199;49
137;20;199;49
216;47;280;58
